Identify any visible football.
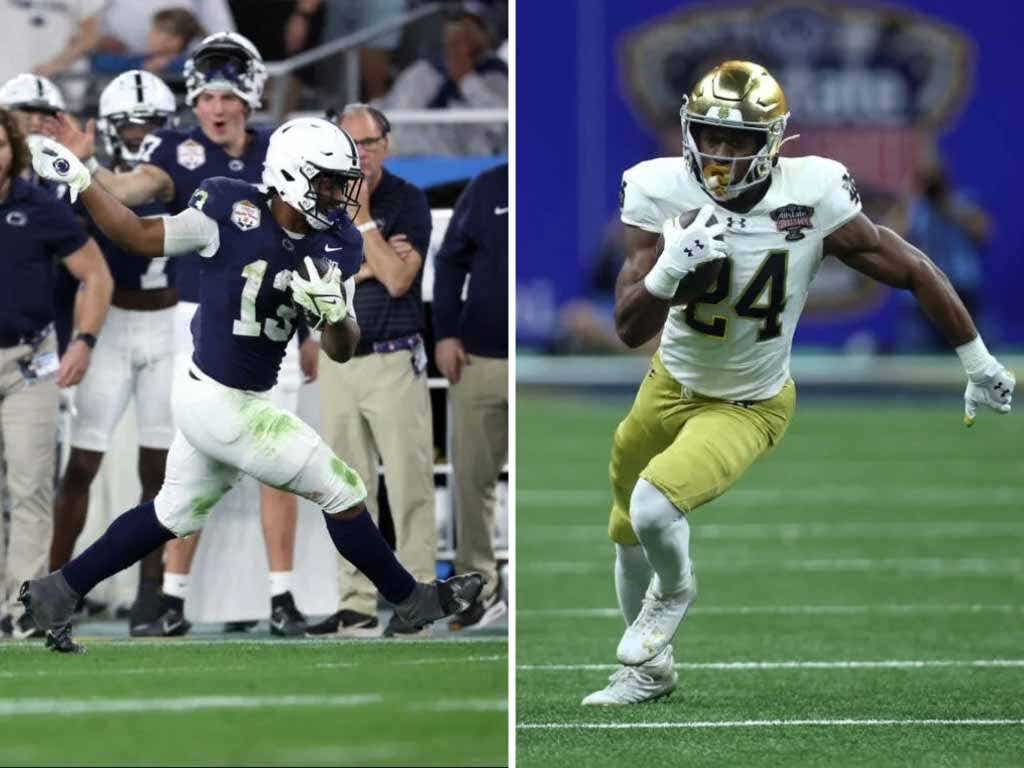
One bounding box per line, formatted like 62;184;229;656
656;209;727;306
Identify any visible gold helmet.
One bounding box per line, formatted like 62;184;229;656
681;61;791;201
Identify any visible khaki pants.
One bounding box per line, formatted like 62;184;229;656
0;336;58;617
450;356;508;601
319;348;437;615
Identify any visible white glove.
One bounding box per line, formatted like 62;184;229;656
644;204;730;300
964;361;1015;427
29;136;91;202
291;256;346;329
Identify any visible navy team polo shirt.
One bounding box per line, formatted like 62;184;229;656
0;176;89;340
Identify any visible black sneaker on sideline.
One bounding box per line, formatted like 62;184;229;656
306;609;381;637
0;614;11;637
448;592;508;631
128;588;163;629
269;592;307;637
130;595;191;637
12;613;45;640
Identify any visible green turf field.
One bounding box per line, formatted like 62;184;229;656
0;632;507;766
516;393;1023;767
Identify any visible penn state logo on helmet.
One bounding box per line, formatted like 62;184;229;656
184;32;267;109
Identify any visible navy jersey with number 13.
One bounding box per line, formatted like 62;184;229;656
187;177;362;391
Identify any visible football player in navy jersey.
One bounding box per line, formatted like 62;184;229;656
49;71;178;634
48;33;323;637
22;116;484;653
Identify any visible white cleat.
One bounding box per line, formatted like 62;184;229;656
581;647;677;705
616;567;697;666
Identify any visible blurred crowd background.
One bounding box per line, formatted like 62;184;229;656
517;0;1022;357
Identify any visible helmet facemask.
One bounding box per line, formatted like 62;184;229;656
184;35;267;109
681;101;788;201
99;112;171;165
283;161;364;231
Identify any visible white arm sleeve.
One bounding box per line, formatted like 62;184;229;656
343;277;357;322
162;207;220;258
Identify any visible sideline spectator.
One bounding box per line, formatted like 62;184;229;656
0;108;112;639
92;9;206;76
97;0;235;56
323;0;408;101
378;10;506;155
432;162;508;630
309;103;436;638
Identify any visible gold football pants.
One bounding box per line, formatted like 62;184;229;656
608;352;796;545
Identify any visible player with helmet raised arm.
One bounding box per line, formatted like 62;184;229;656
47;32;325;638
583;60;1015;706
49;70;178;633
20;116;484;654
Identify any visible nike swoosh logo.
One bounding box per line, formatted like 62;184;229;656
494;206;509;215
271;617;286;630
324;245;344;252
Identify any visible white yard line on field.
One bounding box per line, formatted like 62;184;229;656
517;659;1024;672
517;718;1024;730
411;698;508;712
527;521;1024;540
315;653;506;669
528;557;1024;575
0;694;383;716
519;603;1024;618
518;487;1024;507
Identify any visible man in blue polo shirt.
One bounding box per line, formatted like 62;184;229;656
310;104;437;638
433;162;508;630
0;108;112;639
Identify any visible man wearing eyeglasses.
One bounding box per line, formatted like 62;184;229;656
309;103;436;638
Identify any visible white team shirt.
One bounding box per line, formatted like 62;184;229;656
621;155;862;401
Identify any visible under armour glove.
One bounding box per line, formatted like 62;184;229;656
644;204;730;300
957;337;1015;426
291;256;346;329
29;136;91;202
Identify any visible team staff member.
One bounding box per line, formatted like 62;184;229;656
310;104;436;638
0;108;112;639
433;163;509;631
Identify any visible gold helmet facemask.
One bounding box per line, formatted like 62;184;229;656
680;60;796;201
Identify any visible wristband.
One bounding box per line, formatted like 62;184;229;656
642;262;681;301
956;336;996;377
356;220;377;234
74;332;97;349
85;156;100;173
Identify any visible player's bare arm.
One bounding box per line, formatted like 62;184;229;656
321;316;360;363
46;113;174;205
354;219;422;296
827;212;1014;423
825;213;976;345
79;172;167;257
614;224;671;348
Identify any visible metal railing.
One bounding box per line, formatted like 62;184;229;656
262;1;444;123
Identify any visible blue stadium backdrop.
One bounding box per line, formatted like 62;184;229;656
516;0;1024;350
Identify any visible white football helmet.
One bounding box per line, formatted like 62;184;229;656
184;32;267;109
98;70;176;163
0;73;65;114
262;117;363;231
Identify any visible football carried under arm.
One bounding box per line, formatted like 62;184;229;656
826;213;1014;425
614;205;728;348
31;137;167;258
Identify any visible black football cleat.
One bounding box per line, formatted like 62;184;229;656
269;592;308;637
45;623;86;654
19;574;80;634
392;572;485;632
130;595;191;637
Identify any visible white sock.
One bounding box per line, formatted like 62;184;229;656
162;573;189;600
630;478;692;596
269;570;293;598
615;543;653;625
